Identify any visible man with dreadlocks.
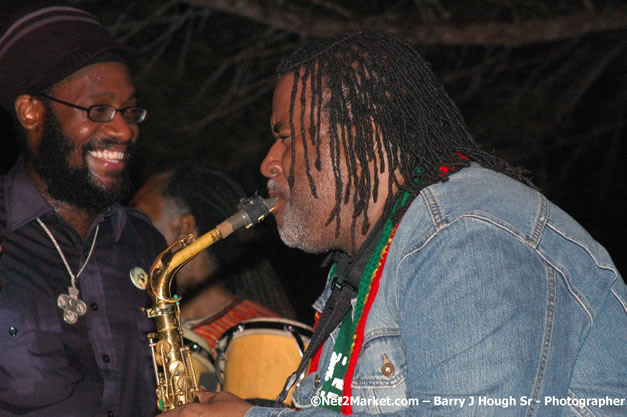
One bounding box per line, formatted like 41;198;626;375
161;32;626;417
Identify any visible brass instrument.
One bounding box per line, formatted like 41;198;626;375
143;194;278;412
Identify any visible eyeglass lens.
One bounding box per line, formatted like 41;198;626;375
87;105;146;123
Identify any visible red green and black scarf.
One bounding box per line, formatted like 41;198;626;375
312;194;405;414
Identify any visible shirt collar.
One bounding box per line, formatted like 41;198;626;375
3;154;127;241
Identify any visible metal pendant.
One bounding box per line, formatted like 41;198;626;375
58;287;87;324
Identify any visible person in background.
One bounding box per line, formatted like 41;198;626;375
0;1;165;416
161;31;626;417
131;166;296;355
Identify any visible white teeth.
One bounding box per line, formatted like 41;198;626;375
89;150;125;162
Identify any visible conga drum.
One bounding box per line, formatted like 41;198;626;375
215;318;313;406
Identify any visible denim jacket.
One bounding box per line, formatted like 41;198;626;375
247;164;626;417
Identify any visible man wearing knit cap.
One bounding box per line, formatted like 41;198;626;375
0;2;165;416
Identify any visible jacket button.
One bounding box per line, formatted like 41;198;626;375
381;362;395;377
381;353;395;377
9;326;18;336
103;355;110;363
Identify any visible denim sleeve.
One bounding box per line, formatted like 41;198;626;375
392;217;577;417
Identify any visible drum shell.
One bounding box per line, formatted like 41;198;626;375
216;318;312;406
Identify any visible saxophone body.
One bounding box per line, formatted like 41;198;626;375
143;194;278;412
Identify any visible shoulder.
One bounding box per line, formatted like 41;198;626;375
386;164;619;304
422;165;616;269
385;165;548;283
397;164;545;248
423;164;542;224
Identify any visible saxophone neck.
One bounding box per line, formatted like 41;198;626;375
147;234;197;304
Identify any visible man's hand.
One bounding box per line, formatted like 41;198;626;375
157;392;253;417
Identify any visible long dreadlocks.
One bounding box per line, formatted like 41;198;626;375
277;31;530;243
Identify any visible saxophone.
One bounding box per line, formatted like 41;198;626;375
142;194;278;412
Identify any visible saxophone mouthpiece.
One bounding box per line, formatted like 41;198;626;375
226;194;278;231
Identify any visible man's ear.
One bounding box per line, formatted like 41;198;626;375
15;95;45;132
177;213;198;239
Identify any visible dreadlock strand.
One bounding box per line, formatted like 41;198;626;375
314;65;325;176
310;64;322;171
299;65;320;199
287;69;300;191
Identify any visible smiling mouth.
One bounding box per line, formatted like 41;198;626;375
88;149;126;163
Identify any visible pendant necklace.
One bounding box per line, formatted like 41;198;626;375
36;217;100;324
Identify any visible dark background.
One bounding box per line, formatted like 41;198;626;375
1;0;625;324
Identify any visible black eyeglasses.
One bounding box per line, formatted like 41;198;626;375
37;93;148;124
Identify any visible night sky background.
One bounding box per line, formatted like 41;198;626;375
1;0;625;323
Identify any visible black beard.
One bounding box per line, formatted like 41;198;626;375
29;109;134;211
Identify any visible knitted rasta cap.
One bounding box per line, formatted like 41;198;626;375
0;1;131;114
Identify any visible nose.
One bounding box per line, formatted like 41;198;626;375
101;112;137;143
260;140;285;179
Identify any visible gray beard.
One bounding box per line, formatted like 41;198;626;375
277;200;328;254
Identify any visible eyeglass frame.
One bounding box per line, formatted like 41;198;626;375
35;93;148;124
